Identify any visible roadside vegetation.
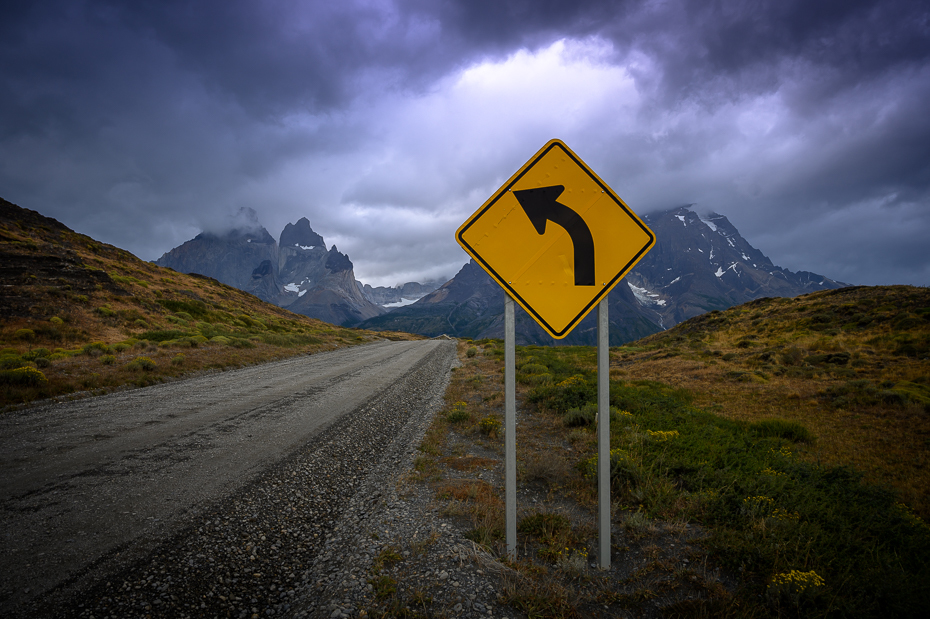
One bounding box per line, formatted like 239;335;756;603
407;285;929;618
0;200;417;409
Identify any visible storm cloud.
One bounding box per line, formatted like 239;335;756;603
1;0;928;286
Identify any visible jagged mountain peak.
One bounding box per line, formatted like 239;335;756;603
196;207;274;243
280;217;325;250
156;211;384;326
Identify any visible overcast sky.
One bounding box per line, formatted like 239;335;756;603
2;0;928;287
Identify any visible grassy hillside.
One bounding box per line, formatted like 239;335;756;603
398;286;929;618
614;285;930;516
0;198;417;409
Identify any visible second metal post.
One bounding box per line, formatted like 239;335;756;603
597;297;611;569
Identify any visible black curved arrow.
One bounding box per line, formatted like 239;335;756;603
513;185;595;286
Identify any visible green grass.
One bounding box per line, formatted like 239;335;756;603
519;345;930;618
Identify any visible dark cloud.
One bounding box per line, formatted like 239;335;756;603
0;0;927;287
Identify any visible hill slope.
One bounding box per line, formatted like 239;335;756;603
613;284;930;515
0;198;412;408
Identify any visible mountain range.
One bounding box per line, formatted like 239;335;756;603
155;205;846;341
155;209;441;326
356;206;848;344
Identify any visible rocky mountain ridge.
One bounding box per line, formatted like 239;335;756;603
156;210;385;326
357;205;848;344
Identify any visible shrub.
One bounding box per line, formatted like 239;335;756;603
466;346;477;358
520;363;549;375
518;512;571;540
95;306;116;317
0;355;26;370
780;346;805;366
527;374;595;414
82;342;111;357
134;319;148;329
113;343;131;353
564;403;597;427
447;401;471;423
34;357;51;368
0;367;48;386
478;416;502;437
13;329;35;341
49;316;64;325
23;348;50;361
171;354;185;366
210;336;231;345
100;354;116;365
750;419;815;443
126;356;156;371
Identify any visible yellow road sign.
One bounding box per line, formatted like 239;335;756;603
456;139;655;339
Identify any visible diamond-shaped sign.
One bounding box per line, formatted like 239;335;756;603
456;139;655;339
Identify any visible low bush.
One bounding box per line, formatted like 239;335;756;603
750;419;815;443
446;401;471;423
478;415;502;437
0;366;48;386
0;355;25;370
126;356;156;372
518;512;571;541
13;329;34;341
82;342;111;357
563;402;597;427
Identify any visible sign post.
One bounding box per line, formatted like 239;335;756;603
455;139;655;567
597;298;610;567
504;296;517;559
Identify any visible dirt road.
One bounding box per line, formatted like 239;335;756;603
0;339;455;616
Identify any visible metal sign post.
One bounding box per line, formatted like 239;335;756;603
505;296;517;559
597;298;610;569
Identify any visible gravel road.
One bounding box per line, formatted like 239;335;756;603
0;339;457;617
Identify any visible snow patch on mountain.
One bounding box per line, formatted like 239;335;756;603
698;214;718;231
628;282;667;307
382;297;419;308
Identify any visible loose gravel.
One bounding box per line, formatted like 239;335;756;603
8;339;521;619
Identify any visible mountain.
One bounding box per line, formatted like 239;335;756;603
156;211;384;326
357;205;848;343
626;207;848;328
356;259;662;345
153;208;279;298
